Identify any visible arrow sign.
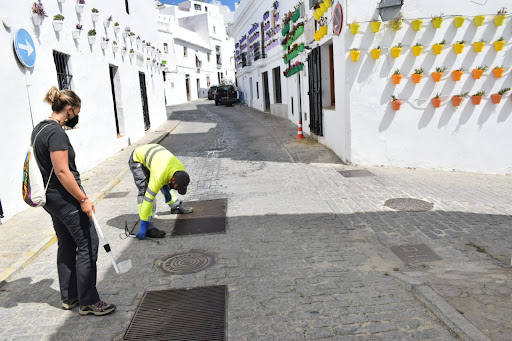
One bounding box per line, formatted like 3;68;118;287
14;29;37;68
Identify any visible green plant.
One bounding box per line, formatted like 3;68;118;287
476;65;488;71
393;69;401;75
393;268;399;271
390;12;403;30
435;66;447;73
129;48;135;53
457;40;465;44
497;7;508;16
414;42;423;47
53;14;64;20
129;32;135;36
434;93;441;99
87;29;96;36
375;45;381;49
437;39;446;45
457;67;464;71
147;57;150;60
92;8;99;13
114;22;120;26
498;88;511;95
494;65;504;69
478;38;486;43
454;92;469;98
473;90;486;97
113;41;117;45
393;42;402;48
497;36;505;41
414;68;424;74
350;48;359;51
391;95;399;102
432;13;443;20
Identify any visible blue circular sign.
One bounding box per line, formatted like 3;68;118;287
14;29;36;68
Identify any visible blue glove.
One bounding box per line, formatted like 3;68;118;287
136;220;149;240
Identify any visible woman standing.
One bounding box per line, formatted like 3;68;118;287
32;86;115;316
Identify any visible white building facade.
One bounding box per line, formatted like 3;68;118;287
157;0;236;105
232;0;512;175
1;0;166;220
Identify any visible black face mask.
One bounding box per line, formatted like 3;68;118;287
65;112;79;128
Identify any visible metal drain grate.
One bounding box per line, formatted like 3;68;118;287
159;251;216;275
124;286;227;341
172;199;227;236
338;170;374;178
390;244;442;264
384;198;434;212
103;192;130;199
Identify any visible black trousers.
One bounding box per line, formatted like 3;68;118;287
44;187;100;306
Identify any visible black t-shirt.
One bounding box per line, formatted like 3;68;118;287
31;120;81;191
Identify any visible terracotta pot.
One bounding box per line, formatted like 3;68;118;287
432;72;443;82
412;46;423;56
453;43;465;54
474;15;485;26
370;21;381;33
493;68;504;78
432;44;444;55
371;49;381;60
411;73;423;83
494;40;505;51
432;98;443;108
491;94;502;104
412;19;423;31
473;42;485;52
391;47;402;58
452;70;463;81
392;74;403;84
452;96;463;107
471;96;483;105
454;16;466;27
472;69;484;79
392;100;402;111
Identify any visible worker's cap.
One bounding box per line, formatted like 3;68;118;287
173;171;190;195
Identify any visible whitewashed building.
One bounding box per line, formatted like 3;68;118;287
157;0;236;105
232;0;512;175
0;0;166;220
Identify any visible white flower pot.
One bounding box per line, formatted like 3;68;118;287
136;40;141;48
72;30;81;39
101;42;108;49
121;50;127;57
75;4;85;14
91;13;99;22
114;26;120;34
129;53;135;60
130;36;136;43
122;31;128;39
112;45;119;53
32;13;43;26
88;36;96;45
104;20;111;28
53;20;64;32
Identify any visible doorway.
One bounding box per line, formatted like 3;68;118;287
185;75;190;101
109;65;125;136
249;77;253;107
262;71;270;112
197;79;200;98
308;47;323;136
329;43;335;106
138;72;150;131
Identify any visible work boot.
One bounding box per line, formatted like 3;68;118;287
62;298;79;310
170;201;194;214
79;301;116;316
146;227;166;238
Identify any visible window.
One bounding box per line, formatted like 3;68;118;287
194;4;201;10
125;0;130;14
207;53;210;62
256;82;259;99
184;46;188;56
163;43;168;53
207;76;210;87
272;66;282;103
53;51;72;90
205;6;208;12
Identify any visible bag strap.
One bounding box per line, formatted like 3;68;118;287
32;124;55;190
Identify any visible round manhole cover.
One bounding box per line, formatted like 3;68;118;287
384;198;434;212
160;251;216;275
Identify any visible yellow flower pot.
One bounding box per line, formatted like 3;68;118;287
432;44;444;55
350;50;360;62
370;21;381;33
320;3;327;12
432;17;443;28
350;23;360;35
412;19;423;31
391;47;402;58
412;45;423;56
474;15;485;26
494;40;506;51
314;32;320;41
473;42;485;52
494;15;505;26
324;0;331;8
454;16;465;27
453;43;465;54
316;8;322;17
371;49;381;60
320;26;328;35
313;11;321;21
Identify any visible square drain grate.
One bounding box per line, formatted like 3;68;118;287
124;286;227;341
390;244;442;264
172;199;227;236
103;192;130;199
338;170;374;178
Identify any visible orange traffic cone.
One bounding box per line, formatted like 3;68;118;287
296;120;304;139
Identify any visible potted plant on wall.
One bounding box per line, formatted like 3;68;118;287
432;93;443;108
412;42;423;56
72;23;82;39
471;90;485;105
391;43;402;58
91;8;99;22
104;15;113;28
473;38;485;52
494;37;506;51
129;32;136;43
75;0;86;14
350;48;360;61
101;37;109;49
370;20;381;33
453;15;465;27
452;67;464;81
452;92;468;107
32;1;47;26
453;40;465;54
494;7;507;26
412;68;423;83
349;20;360;35
433;39;446;55
390;12;403;31
123;27;130;39
391;96;402;111
392;69;402;84
87;29;96;45
492;65;505;78
432;14;443;28
491;88;510;103
473;65;487;79
474;15;485;26
112;41;118;53
371;46;381;60
432;66;447;82
52;14;64;32
58;0;66;3
121;46;127;57
129;48;135;60
114;22;120;34
412;19;423;31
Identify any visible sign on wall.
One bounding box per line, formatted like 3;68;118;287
333;3;343;36
14;29;36;68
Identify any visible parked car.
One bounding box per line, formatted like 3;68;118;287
207;86;218;100
214;85;239;106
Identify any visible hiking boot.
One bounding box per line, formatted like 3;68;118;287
62;298;79;310
170;201;194;214
146;227;166;238
79;301;116;316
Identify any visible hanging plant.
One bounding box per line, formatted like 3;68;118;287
412;42;423;56
350;48;360;62
392;69;402;84
412;19;423;31
370;21;381;33
72;23;82;39
492;65;505;78
494;37;506;51
371;46;381;60
391;43;402;58
112;41;119;53
492;88;510;104
453;16;465;28
432;93;443;108
473;39;485;52
452;67;464;81
31;1;47;26
104;15;113;28
390;12;403;31
412;68;423;83
453;40;465;54
432;14;443;28
474;15;485;26
391;96;402;111
452;93;468;107
350;21;360;34
494;7;507;26
471;91;485;105
433;39;446;55
473;65;488;79
76;0;86;14
52;14;64;32
87;29;96;45
432;66;447;82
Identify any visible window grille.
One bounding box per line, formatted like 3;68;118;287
53;51;72;90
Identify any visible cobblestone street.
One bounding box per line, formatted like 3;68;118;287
0;100;511;340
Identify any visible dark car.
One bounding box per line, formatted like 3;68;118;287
214;85;238;106
207;86;218;100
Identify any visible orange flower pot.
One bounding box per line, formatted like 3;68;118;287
452;70;463;81
491;94;502;104
411;73;423;83
471;95;483;105
432;98;443;108
392;74;403;84
432;72;443;82
472;69;484;79
493;68;504;78
452;96;463;107
392;100;402;111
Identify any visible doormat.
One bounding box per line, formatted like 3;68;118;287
390;244;442;264
172;199;227;236
338;170;374;178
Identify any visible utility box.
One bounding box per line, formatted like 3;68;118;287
378;0;404;21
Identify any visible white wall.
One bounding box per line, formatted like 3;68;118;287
0;0;166;220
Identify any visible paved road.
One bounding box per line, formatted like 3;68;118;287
1;100;510;340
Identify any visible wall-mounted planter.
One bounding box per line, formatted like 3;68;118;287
324;0;331;8
432;44;444;55
471;95;483;105
432;17;443;29
412;73;423;83
371;49;381;60
88;36;96;45
32;13;43;26
494;40;505;51
473;42;485;52
472;69;484;79
129;52;135;60
494;15;505;26
392;100;402;111
52;20;64;32
350;50;360;61
392;74;402;84
452;70;463;81
370;21;381;33
491;93;503;104
319;3;327;12
91;13;99;22
57;0;66;3
104;20;111;28
454;16;465;27
432;97;443;108
75;4;85;14
474;15;485;26
452;96;463;107
313;11;321;20
391;47;402;58
412;19;423;31
320;26;328;35
432;72;443;82
114;26;120;34
112;45;119;53
101;41;108;49
493;67;505;78
130;35;136;43
453;43;465;54
350;23;360;35
72;29;80;39
412;45;423;56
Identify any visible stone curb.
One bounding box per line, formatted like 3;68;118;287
0;122;179;285
391;272;492;341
